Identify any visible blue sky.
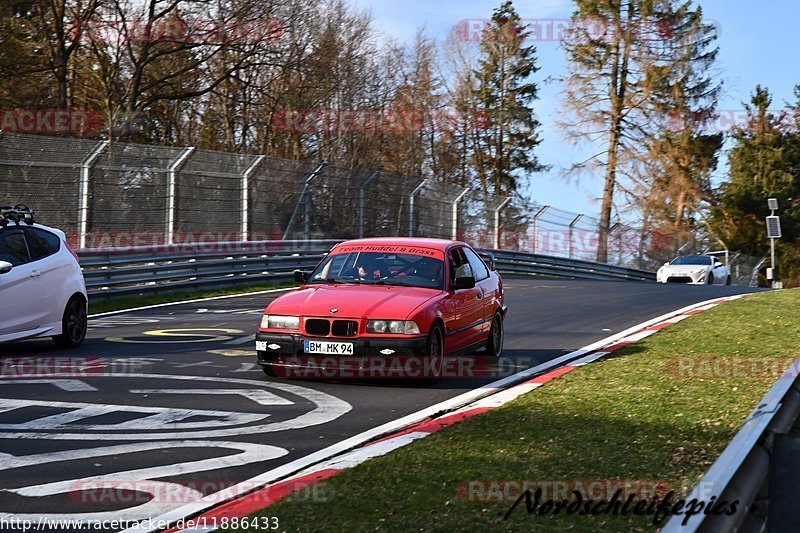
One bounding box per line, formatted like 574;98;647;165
349;0;800;217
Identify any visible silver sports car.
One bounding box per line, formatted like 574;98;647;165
657;255;732;285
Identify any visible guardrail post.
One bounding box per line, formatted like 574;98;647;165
283;161;326;241
358;171;379;238
532;205;549;254
493;197;511;249
78;140;108;249
166;147;195;245
241;155;264;241
408;178;429;237
568;214;583;259
452;187;472;241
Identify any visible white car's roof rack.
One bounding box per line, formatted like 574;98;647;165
0;205;35;227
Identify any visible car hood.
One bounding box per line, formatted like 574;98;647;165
267;284;443;319
662;265;710;274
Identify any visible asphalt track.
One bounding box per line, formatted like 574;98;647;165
0;278;764;531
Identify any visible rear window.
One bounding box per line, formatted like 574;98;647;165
0;230;31;265
25;227;61;261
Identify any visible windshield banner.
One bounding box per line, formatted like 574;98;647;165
332;244;445;260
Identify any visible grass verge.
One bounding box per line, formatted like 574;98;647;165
88;282;296;315
236;289;800;532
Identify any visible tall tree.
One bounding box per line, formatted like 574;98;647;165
561;0;720;262
710;86;800;285
472;0;545;196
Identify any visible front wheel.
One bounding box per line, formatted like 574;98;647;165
486;312;504;357
426;323;445;379
53;296;87;348
707;273;714;285
726;275;732;286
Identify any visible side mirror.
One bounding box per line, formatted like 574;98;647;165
293;270;310;284
0;260;12;274
714;262;723;268
664;262;670;267
452;275;476;290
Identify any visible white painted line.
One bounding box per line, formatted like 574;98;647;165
89;287;294;318
129;389;293;406
0;379;97;392
0;374;351;440
2;441;287;523
125;293;750;533
571;352;609;366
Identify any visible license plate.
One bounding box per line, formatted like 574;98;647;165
304;340;354;355
255;341;268;351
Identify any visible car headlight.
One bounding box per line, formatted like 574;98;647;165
261;314;299;330
366;320;420;334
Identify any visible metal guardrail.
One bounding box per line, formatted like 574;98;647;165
489;249;656;282
78;240;657;299
79;240;341;299
663;357;800;533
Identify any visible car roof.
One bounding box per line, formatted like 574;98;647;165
333;237;466;253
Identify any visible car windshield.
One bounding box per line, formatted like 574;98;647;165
308;251;445;290
671;256;713;266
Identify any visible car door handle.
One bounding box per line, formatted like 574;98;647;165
30;269;41;278
476;292;482;299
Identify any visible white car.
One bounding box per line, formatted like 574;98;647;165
0;206;88;347
657;255;732;285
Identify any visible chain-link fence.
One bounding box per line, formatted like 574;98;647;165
0;130;764;283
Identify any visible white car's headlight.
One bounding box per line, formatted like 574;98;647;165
366;320;420;334
261;314;299;330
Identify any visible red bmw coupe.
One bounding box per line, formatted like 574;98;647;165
255;238;506;378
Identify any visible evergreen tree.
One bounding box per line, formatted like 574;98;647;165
472;0;545;197
710;86;800;285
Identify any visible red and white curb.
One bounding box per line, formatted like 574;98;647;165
135;294;750;533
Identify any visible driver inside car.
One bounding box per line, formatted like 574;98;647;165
415;258;443;285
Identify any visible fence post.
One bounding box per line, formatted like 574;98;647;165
241;155;264;241
609;222;621;264
282;161;326;240
358;171;379;238
408;179;429;237
452;187;472;241
78;140;108;249
532;205;549;254
568;214;583;259
493;197;511;249
166;147;195;246
408;178;430;237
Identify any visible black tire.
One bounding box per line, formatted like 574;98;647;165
52;295;87;348
486;312;504;357
707;273;714;285
726;275;732;286
262;364;277;377
426;323;445;379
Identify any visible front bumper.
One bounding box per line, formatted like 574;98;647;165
255;332;433;378
658;272;708;284
255;331;427;360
